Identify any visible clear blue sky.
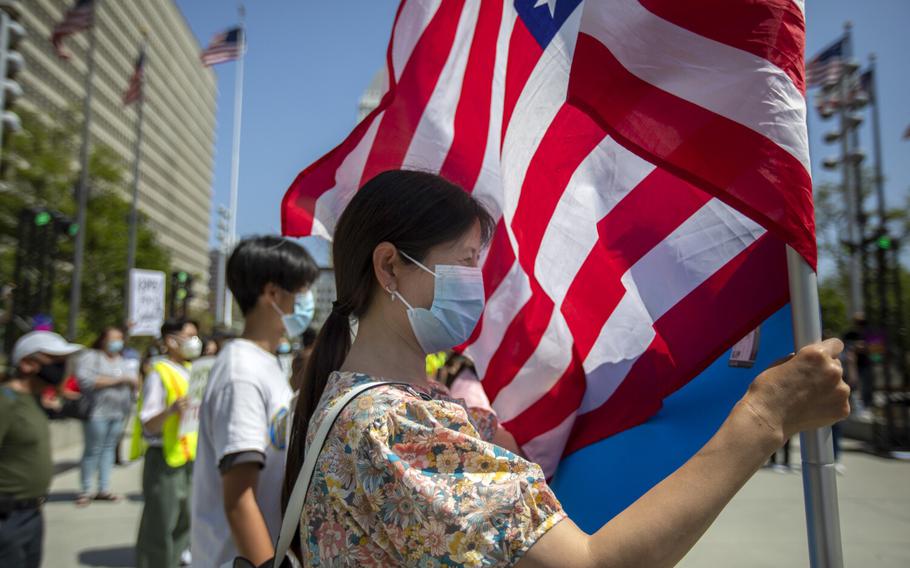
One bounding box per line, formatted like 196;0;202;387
175;1;910;267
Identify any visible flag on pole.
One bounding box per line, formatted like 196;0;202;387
282;0;811;476
200;27;243;67
122;49;145;106
806;36;845;88
50;0;95;60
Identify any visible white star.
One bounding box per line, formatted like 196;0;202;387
534;0;558;18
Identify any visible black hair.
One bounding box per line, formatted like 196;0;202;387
301;326;317;348
226;235;319;315
160;318;197;338
283;170;494;543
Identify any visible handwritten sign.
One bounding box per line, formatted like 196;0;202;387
129;269;165;337
179;355;216;438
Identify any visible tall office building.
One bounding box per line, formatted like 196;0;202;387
16;0;217;298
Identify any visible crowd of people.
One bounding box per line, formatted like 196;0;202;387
0;171;852;568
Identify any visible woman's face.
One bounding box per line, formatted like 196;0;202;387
394;220;483;312
105;329;124;349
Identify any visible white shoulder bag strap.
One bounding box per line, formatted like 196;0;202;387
273;381;403;568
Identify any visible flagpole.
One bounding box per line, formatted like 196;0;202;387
124;39;147;332
223;5;245;328
66;6;99;341
788;248;845;568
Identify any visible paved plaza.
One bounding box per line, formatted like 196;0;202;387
42;423;909;567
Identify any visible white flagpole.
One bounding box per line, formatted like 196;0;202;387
223;6;245;328
787;246;845;568
124;39;147;331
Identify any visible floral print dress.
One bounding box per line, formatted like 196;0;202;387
300;371;566;567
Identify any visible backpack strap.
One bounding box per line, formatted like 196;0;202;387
273;381;409;567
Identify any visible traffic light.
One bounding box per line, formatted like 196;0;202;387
169;270;194;318
0;0;24;151
877;235;892;251
3;207;72;356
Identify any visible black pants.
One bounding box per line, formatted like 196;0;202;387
0;508;43;568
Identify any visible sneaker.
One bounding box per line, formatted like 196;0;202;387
771;464;791;474
835;463;847;475
180;549;192;566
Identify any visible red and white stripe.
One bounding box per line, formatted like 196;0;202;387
50;0;95;60
282;0;811;477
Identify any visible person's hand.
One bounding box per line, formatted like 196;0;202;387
744;339;850;441
168;396;189;416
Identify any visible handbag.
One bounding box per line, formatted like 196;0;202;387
230;381;401;568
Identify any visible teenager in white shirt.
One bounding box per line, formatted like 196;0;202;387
191;236;317;567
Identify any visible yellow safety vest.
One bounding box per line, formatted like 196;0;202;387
128;360;197;468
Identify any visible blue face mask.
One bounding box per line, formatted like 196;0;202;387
272;290;315;338
106;340;124;354
277;342;292;355
392;251;485;354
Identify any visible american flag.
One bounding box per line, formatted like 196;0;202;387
200;27;243;67
806;36;845;88
282;0;812;476
122;49;145;106
50;0;95;60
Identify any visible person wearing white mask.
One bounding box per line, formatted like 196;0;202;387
135;318;201;568
268;170;849;568
191;236;317;567
74;326;138;506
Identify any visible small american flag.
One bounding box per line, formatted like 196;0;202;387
200;27;243;67
51;0;95;60
806;37;845;88
122;49;145;106
282;0;811;476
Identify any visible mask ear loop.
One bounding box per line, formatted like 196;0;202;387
398;250;437;277
385;285;415;311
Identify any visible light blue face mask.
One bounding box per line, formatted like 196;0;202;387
272;290;315;338
106;340;124;354
392;251;485;354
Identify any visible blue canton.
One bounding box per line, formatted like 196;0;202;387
514;0;583;50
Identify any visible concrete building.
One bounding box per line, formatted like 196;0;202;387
16;0;217;297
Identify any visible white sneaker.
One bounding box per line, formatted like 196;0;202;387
180;549;192;566
835;463;847;475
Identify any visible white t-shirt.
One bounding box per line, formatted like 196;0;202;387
140;359;189;448
191;339;293;568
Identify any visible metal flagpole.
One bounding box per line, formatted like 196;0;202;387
124;39;147;332
223;5;245;328
66;8;99;341
838;23;863;318
788;248;845;568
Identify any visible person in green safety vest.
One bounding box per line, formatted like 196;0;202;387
134;318;201;568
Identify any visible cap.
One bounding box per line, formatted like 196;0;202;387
12;331;83;366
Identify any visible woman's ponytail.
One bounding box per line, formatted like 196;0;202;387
280;170;495;557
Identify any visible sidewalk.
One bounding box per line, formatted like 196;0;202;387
44;422;143;568
44;424;910;567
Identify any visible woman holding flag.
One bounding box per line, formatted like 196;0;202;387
279;170;849;568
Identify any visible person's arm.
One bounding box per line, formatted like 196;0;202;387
209;377;274;561
143;398;187;435
518;339;850;568
222;461;273;564
140;370;187;435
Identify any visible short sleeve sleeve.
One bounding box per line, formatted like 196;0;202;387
74;350;98;391
208;379;268;462
328;391;565;567
139;370;166;424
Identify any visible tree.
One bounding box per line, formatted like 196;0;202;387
1;108;170;344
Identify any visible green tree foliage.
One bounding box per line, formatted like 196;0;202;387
1;108;170;343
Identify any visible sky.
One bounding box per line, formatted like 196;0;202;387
175;1;910;268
